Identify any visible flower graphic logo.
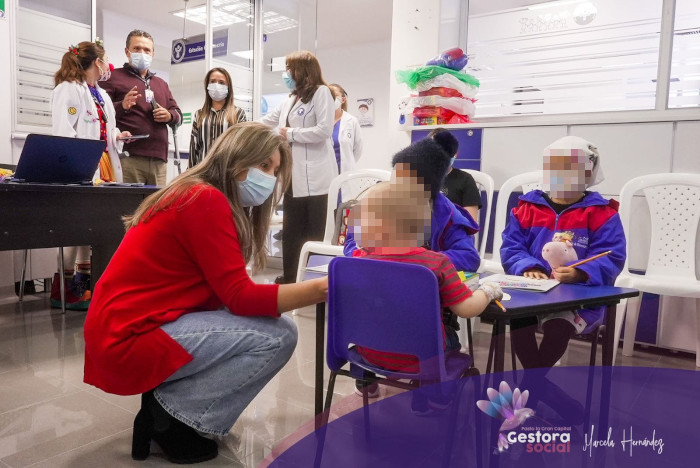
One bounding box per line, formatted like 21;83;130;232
477;381;535;452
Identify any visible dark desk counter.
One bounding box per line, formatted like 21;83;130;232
0;183;158;284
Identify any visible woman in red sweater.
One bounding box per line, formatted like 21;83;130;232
83;122;328;464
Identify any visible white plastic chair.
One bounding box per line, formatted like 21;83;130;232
295;168;391;284
457;169;494;352
479;171;542;274
462;169;494;263
614;173;700;367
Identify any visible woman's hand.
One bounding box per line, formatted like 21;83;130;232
279;127;289;140
552;266;587;283
122;86;140;111
276;276;328;313
523;269;549;280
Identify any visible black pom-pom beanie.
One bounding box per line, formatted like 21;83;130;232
391;138;452;200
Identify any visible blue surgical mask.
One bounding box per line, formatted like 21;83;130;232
282;71;296;90
449;156;456;166
130;52;152;71
238;168;276;207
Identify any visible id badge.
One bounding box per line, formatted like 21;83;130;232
145;89;154;104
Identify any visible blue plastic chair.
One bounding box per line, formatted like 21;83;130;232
323;257;478;413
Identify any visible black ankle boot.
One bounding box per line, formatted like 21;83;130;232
132;390;218;464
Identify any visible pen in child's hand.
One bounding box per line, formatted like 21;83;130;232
494;300;507;312
568;250;612;268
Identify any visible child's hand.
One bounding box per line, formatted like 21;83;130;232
552;266;587;283
523;269;548;280
478;282;503;302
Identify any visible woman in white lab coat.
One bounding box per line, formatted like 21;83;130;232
52;40;130;183
329;83;363;201
48;40;131;309
260;50;335;284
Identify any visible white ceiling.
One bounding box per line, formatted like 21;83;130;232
96;0;393;53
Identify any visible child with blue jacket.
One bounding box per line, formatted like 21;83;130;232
344;132;481;272
500;136;626;369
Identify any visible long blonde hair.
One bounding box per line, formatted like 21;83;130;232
124;122;291;270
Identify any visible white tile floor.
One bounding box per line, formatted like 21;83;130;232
0;269;696;467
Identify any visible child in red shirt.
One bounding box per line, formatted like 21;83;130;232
350;181;501;394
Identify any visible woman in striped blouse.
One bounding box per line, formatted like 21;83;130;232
189;67;247;168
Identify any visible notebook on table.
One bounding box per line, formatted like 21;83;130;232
478;273;560;292
13;134;105;184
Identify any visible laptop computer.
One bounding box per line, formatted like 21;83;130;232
14;134;106;184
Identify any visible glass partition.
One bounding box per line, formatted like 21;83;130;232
668;0;700;109
466;0;664;117
260;0;316;117
15;0;93;132
202;0;255;119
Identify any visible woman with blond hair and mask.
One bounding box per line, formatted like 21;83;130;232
260;50;335;284
189;67;247;168
83;122;328;464
49;39;131;309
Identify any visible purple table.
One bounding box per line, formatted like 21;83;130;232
479;282;639;374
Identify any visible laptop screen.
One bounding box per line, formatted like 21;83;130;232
14;134;106;184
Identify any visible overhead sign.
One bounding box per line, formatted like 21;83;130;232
171;30;228;64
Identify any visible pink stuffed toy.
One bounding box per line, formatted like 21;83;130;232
541;239;578;269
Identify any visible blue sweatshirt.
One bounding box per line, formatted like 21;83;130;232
500;190;626;332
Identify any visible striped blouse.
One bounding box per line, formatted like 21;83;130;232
188;106;247;168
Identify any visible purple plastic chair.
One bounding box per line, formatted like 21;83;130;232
323;257;478;414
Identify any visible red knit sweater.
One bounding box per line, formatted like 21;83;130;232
83;184;280;395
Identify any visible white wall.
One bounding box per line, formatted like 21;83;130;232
0;3;13;165
389;0;441;154
316;40;393;171
0;2;15;289
481;121;699;194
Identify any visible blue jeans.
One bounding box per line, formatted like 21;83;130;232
153;309;297;436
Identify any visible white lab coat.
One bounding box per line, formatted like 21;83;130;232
336;110;363;173
335;110;364;201
260;86;336;197
50;81;124;182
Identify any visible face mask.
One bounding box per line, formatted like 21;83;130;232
282;71;296;90
334;97;342;110
542;153;586;198
207;83;228;102
238;168;277;207
97;63;111;82
449;156;456;166
130;52;152;71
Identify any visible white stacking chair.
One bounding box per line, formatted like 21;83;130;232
479;171;542;274
295;168;391;284
462;169;494;265
292;168;390;379
458;169;494;353
614;173;700;367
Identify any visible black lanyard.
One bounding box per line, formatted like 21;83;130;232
127;67;152;90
